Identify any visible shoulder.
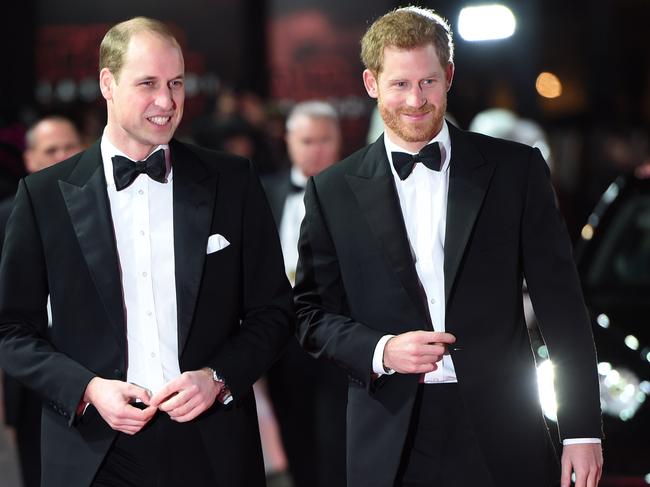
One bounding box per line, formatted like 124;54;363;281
23;149;88;191
458;127;539;160
312;143;375;189
260;170;290;192
171;139;252;175
450;124;548;177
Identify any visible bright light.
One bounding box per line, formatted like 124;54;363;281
625;335;640;351
599;366;645;420
602;182;620;203
537;345;548;359
536;360;557;421
644;472;650;484
596;314;610;329
580;224;594;240
597;362;612;375
640;381;650;394
536;72;563;99
458;5;516;41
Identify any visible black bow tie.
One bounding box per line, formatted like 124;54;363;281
289;180;305;194
112;149;167;191
391;142;442;180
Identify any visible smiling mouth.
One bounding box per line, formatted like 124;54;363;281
148;116;172;126
402;110;431;117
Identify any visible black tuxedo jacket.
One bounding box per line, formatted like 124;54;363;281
294;123;602;487
0;139;294;487
261;169;293;226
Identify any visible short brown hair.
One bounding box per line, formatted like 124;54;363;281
99;17;179;81
360;6;454;75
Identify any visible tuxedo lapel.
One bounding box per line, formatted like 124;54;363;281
345;137;430;324
58;142;126;348
169;141;218;354
444;125;495;305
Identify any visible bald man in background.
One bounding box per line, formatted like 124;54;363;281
0;115;82;487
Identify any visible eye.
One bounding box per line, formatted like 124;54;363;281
170;79;184;89
140;80;154;87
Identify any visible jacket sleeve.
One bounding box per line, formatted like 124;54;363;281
520;149;603;440
208;161;295;400
0;179;95;426
293;177;385;388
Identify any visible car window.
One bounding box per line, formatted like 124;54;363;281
585;193;650;289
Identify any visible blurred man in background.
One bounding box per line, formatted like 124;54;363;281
264;100;348;487
1;114;82;487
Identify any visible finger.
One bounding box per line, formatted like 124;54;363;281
118;425;144;435
168;395;202;419
158;387;195;412
574;470;586;487
124;383;152;404
429;332;456;344
586;469;598;487
149;376;187;407
418;344;448;357
560;460;572;487
171;404;203;423
149;382;183;408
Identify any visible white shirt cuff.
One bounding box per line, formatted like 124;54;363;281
562;438;601;445
372;335;396;376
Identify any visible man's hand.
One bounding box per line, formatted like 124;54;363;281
148;370;221;422
383;330;456;374
561;443;603;487
83;377;156;435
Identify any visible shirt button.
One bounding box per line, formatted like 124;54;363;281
150;352;156;358
140;230;145;236
142;271;148;277
146;310;152;316
138;189;144;195
430;298;436;304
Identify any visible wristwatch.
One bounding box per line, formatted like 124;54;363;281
207;367;233;405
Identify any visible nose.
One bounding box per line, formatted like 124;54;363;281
154;86;175;111
406;85;426;108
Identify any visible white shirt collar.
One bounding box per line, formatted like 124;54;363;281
290;166;308;189
384;119;451;175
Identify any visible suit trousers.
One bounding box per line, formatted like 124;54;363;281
394;383;494;487
91;411;216;487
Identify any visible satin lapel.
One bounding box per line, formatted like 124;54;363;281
444;125;495;305
345;137;430;323
58;142;126;348
170;141;217;354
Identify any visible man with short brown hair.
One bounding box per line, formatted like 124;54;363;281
295;6;603;487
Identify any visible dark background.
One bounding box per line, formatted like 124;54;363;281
1;0;650;483
3;0;649;240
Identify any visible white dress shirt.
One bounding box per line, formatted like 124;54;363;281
101;133;181;395
279;167;308;284
372;121;457;383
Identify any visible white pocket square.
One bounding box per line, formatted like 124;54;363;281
207;233;230;254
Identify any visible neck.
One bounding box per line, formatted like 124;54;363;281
104;126;158;161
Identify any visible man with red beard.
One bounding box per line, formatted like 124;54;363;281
294;6;603;487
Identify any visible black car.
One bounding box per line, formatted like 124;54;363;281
572;173;650;481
